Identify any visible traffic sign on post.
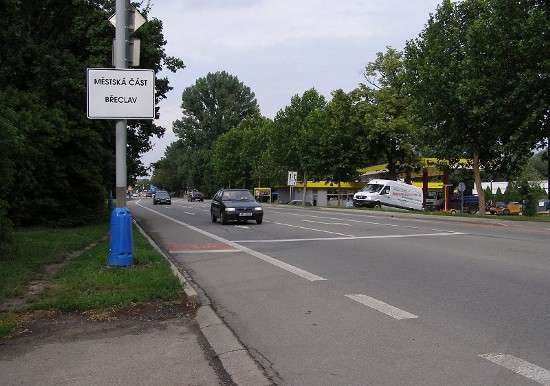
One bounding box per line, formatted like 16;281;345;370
87;68;155;119
288;171;297;186
108;5;146;32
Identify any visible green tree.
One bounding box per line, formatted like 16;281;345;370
0;0;183;225
156;71;260;194
405;0;548;214
272;89;327;205
317;89;367;205
355;47;419;180
173;71;260;149
209;116;279;190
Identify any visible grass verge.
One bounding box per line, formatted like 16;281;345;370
0;223;108;304
31;224;181;311
1;224;182;338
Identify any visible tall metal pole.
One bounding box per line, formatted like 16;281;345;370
115;0;128;208
107;0;133;267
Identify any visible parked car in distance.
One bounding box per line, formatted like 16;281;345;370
188;191;204;202
153;191;171;205
488;201;505;215
492;201;522;215
210;189;263;224
286;200;313;206
537;199;550;214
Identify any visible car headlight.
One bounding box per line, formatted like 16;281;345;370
225;207;236;212
254;207;262;211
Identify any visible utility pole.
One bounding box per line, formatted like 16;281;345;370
87;0;151;266
107;0;133;267
115;0;128;208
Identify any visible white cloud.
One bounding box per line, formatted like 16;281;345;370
152;0;439;58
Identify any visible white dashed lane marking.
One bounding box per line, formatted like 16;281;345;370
345;294;418;320
265;220;353;237
302;219;351;226
479;353;550;385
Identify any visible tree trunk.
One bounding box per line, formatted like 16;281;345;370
422;168;428;208
473;151;485;215
387;144;396;180
302;172;308;207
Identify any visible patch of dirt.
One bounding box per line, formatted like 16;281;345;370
1;299;194;343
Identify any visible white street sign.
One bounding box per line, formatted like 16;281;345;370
109;6;146;32
87;68;155;119
287;171;298;186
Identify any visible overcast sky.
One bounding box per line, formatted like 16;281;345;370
141;0;441;168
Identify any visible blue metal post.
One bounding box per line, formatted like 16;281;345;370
107;207;133;266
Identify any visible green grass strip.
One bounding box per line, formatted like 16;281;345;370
32;224;181;312
0;223;108;303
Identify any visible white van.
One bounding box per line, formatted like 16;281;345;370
353;179;423;211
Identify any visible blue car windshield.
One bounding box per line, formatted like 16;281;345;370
222;191;254;201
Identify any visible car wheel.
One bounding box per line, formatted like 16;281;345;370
376;201;381;208
256;217;263;225
503;209;510;215
221;212;228;225
211;211;217;223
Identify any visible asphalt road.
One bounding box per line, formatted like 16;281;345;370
130;198;550;386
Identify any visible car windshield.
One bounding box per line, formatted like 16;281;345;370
361;184;384;193
222;190;254;201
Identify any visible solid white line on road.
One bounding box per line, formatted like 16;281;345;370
479;353;550;385
266;220;353;237
184;211;195;215
134;202;327;282
169;249;240;254
235;225;250;229
303;219;351;226
233;232;466;244
345;294;418;320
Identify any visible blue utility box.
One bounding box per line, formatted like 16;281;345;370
107;207;134;266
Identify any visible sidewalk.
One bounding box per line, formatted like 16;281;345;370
0;303;228;386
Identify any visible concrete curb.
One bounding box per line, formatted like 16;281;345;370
133;219;273;386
